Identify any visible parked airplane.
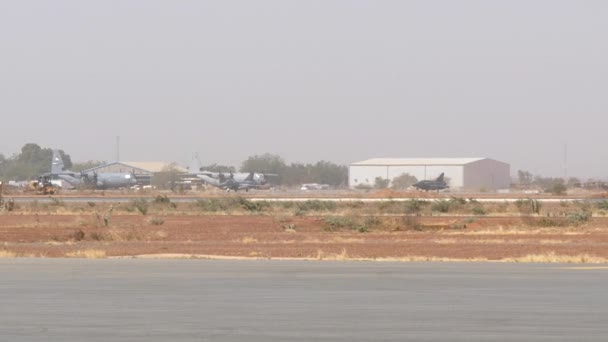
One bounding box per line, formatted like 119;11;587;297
47;150;137;189
187;154;276;192
413;173;449;191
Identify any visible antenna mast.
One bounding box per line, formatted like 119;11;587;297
563;143;568;180
116;136;120;162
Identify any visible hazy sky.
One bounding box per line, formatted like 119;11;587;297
1;1;606;178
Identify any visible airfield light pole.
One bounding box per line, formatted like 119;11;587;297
116;136;120;162
563;143;568;180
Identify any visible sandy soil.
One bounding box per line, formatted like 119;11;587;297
2;214;608;261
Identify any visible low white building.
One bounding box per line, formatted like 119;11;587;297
349;158;510;191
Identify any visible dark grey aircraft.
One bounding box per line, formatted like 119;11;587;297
194;171;275;192
187;154;276;192
413;173;449;191
48;150;137;189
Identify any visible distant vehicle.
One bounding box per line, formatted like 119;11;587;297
27;175;59;195
47;150;137;189
301;183;330;191
413;173;449;191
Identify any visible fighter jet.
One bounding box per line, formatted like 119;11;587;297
413;173;449;191
48;150;137;189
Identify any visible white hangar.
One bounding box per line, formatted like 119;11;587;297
349;158;510;191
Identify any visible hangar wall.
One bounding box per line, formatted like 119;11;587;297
463;159;510;190
349;158;510;190
349;165;465;188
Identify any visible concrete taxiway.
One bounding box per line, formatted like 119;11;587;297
7;195;606;203
1;259;607;341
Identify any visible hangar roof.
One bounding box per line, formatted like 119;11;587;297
350;158;487;166
85;161;187;174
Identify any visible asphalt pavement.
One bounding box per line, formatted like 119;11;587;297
1;259;607;341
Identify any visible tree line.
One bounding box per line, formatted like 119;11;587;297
1;145;348;187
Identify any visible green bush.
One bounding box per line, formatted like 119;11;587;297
148;217;165;226
515;199;541;214
236;198;270;212
296;200;336;212
547;183;567;196
355;224;369;233
472;206;486;216
131;199;149;215
449;197;467;205
404;199;428;214
364;216;381;227
323;216;356;231
195;198;269;212
153;195;171;204
431;200;450;213
596;201;608;210
568;211;592;225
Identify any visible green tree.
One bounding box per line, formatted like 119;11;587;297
548;181;567;196
517;170;533;185
152;163;183;190
374;177;390;189
240;153;286;174
199;163;236;173
0;143;72;180
391;173;418;190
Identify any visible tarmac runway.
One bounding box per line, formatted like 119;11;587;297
7;195;603;203
1;259;607;341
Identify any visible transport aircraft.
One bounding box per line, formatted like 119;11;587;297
187;154;276;192
46;150;137;189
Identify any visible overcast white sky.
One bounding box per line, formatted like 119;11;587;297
1;1;606;178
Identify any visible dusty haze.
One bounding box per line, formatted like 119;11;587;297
0;1;606;178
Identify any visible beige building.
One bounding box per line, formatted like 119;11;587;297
349;158;511;191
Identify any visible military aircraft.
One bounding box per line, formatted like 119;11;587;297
194;172;263;192
413;173;449;191
48;150;137;189
187;154;276;192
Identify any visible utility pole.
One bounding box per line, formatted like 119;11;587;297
116;136;120;162
563;143;568;180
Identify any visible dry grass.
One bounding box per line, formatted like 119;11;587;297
503;252;608;264
90;229;142;242
331;236;365;244
65;249;107;259
154;230;168;239
44;241;75;246
240;237;258;244
120;252;608;264
0;250;18;258
315;248;349;260
539;239;569;244
445;226;586;236
432;238;458;244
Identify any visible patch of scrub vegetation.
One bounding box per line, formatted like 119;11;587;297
515;199;542;215
431;200;451;213
296;200;337;212
65;249;107;259
195;197;269;213
323;216;372;233
567;210;592;226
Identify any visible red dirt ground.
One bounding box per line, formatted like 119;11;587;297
2;214;608;260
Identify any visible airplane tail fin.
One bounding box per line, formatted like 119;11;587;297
436;173;445;182
245;172;255;181
51;149;65;174
188;153;202;174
